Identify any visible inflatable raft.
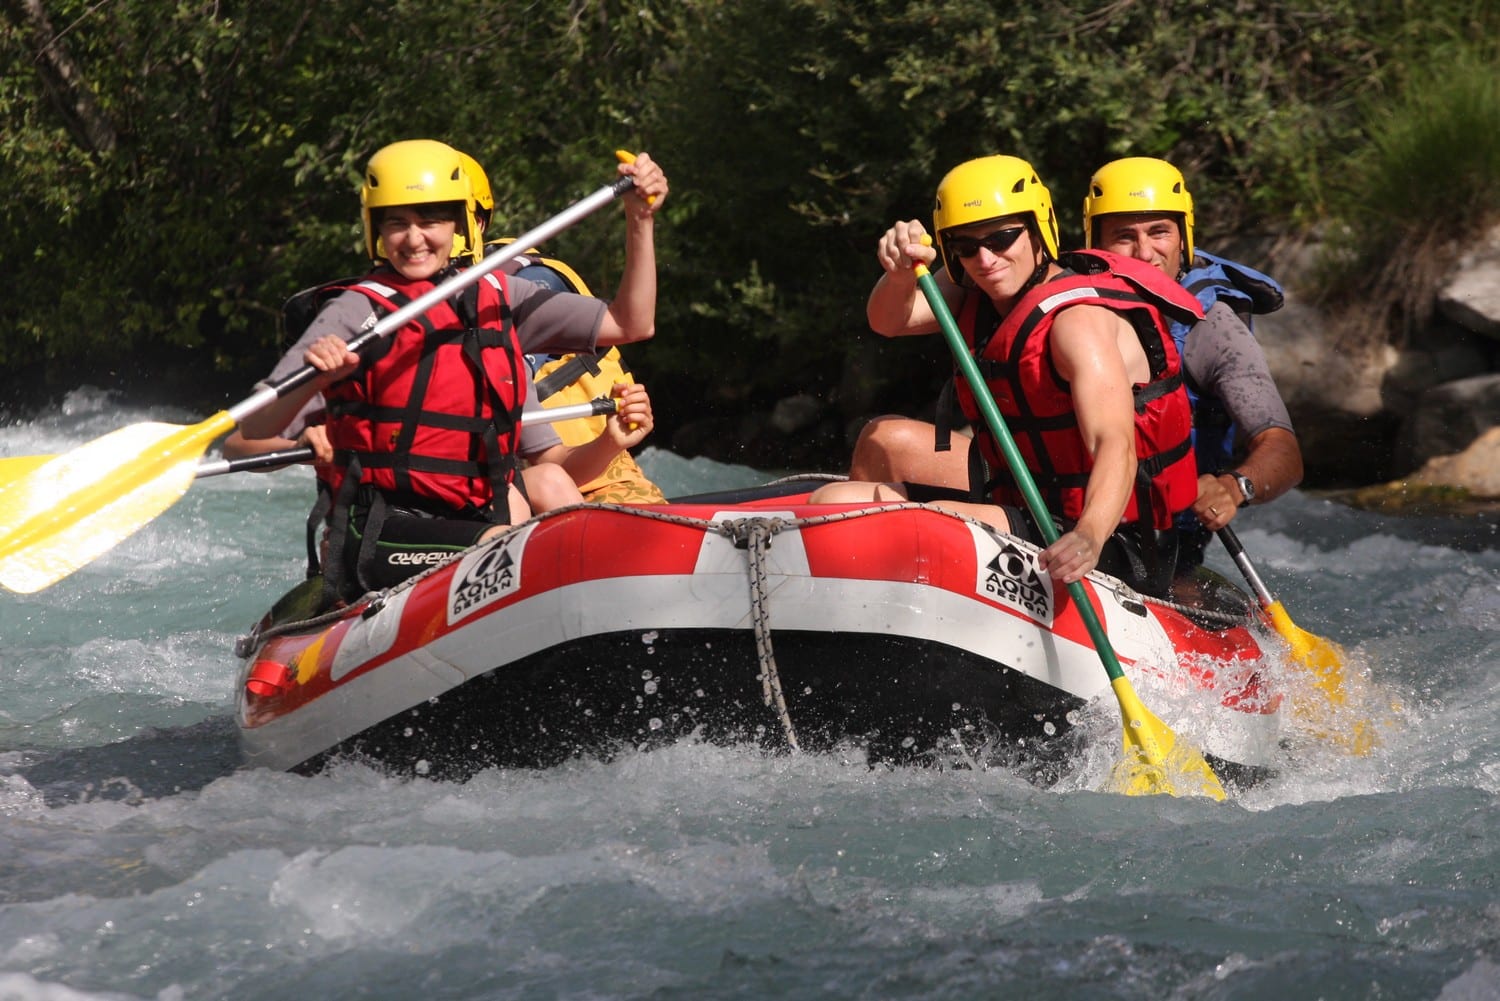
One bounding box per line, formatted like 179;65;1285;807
235;480;1284;786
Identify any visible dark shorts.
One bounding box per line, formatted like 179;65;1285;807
344;501;492;592
1175;525;1212;572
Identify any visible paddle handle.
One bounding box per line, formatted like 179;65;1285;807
227;170;638;425
525;395;619;425
614;149;655;204
913;255;1128;683
197;448;315;478
1216;524;1276;609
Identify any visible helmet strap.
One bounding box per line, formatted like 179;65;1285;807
1019;223;1050;295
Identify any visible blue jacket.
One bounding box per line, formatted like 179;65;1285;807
1172;251;1284;536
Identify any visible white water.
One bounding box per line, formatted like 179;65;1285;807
3;390;1498;1000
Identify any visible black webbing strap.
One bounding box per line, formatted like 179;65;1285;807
456;288;523;526
320;457;363;605
303;484;332;579
354;491;390;597
532;353;603;403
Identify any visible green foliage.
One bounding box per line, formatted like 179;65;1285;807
2;0;1497;422
1319;41;1500;342
0;0;646;404
627;0;1499;411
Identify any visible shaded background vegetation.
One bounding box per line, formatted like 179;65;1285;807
3;0;1499;466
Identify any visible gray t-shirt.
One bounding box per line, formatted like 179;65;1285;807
267;273;607;455
1179;300;1294;445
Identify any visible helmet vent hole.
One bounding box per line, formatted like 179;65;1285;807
1011;178;1028;194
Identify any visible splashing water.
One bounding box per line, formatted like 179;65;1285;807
2;393;1497;999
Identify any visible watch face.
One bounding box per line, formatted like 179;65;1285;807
1236;474;1255;503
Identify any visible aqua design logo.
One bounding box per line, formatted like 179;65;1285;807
978;537;1053;623
447;529;528;623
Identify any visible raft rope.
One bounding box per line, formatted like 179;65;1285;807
722;515;801;751
235;600;372;657
239;502;1251;731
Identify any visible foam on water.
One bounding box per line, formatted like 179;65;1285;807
2;397;1498;999
3;741;1496;997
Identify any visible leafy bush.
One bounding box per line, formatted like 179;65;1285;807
1318;42;1500;345
2;0;1498;422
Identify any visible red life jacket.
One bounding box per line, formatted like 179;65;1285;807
321;267;524;516
952;250;1201;531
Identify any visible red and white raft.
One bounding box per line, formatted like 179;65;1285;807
235;481;1284;786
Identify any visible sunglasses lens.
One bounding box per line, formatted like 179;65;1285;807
950;226;1025;257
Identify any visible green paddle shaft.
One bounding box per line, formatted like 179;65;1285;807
913;263;1128;682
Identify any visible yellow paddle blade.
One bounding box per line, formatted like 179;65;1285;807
0;454;55;481
0;413;234;593
1265;600;1385;756
1266;601;1348;701
1103;676;1227;801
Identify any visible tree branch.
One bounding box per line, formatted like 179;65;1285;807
2;0;118;153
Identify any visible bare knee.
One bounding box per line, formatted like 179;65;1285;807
847;415;958;481
521;464;584;515
809;480;910;504
928;499;1011;534
848;415;969;489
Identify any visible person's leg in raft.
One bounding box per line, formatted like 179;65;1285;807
478;481;542;543
809;478;1014;536
847;415;971;489
519;464;586;514
808;479;913;504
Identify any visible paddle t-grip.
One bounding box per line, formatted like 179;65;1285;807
614;150;656;205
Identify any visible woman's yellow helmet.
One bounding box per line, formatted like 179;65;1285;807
360;139;477;265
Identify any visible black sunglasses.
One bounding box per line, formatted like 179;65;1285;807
946;226;1026;259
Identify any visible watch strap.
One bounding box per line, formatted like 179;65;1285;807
1232;472;1255;507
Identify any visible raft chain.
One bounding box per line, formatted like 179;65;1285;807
239;502;1251;747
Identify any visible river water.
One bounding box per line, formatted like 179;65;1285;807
2;391;1498;1000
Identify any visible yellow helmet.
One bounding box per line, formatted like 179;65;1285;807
458;151;494;261
360;139;477;265
1082;156;1195;264
932;155;1059;278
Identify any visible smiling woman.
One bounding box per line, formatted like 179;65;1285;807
361;140;479;271
374;205;463;280
228;138;670;604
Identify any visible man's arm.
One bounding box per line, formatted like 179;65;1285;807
1181;301;1304;519
1027;304;1141;585
866;219;953;337
1052;305;1140;547
1226;427;1303;507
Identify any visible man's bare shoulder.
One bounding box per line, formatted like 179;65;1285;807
1050;301;1130;343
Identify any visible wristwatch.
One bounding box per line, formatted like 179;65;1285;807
1231;472;1256;508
